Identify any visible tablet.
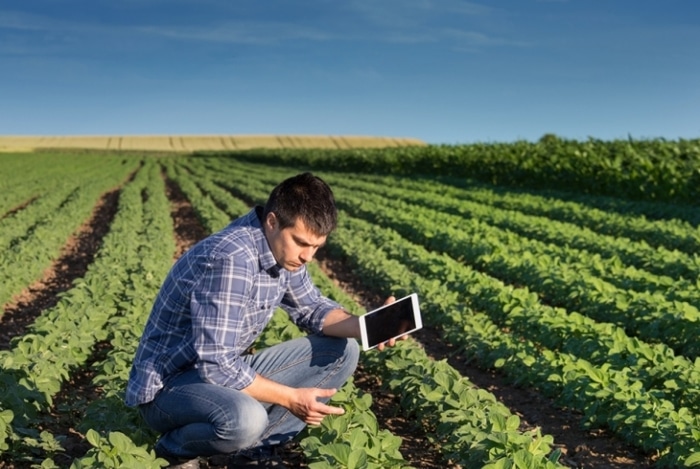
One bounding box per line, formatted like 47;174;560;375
359;293;422;351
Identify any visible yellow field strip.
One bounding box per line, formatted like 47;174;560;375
0;135;425;152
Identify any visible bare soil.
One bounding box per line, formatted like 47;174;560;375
0;174;659;469
164;173;210;258
1;189;120;349
0;196;40;221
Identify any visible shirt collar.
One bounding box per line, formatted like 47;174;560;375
253;206;281;278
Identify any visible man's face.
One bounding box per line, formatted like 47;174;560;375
264;213;326;271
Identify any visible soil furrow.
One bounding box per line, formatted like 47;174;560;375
0;189;120;349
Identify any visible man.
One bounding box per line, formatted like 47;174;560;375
125;172;398;468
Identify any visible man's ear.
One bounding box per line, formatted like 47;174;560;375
266;212;277;231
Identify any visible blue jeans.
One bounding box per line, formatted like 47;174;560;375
139;335;360;459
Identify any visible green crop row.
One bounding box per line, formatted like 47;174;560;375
308;262;565;469
225;163;700;312
185;158;700;466
0;157;119;255
0;156;141;309
164;158;233;233
193;160;700;358
71;161;181;468
0;153;116;216
196;135;700;204
340;211;700;409
0;184;81;254
224;162;700;412
322;211;700;468
345;173;700;253
0;160;168;467
327;185;700;357
323;174;700;282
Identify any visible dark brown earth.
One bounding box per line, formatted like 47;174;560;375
0;188;120;350
164;174;210;259
0;174;658;469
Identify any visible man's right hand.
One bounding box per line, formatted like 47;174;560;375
243;374;345;426
288;387;345;425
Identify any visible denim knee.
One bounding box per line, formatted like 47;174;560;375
342;338;360;376
324;337;359;384
213;395;268;453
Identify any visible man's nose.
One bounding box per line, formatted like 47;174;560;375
300;246;316;262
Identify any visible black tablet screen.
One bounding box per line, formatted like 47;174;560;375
364;297;417;347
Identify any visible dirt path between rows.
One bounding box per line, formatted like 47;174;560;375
0;189;120;349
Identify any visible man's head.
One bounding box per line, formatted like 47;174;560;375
263;172;337;236
262;172;337;271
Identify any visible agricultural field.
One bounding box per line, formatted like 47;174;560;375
0;135;425;153
1;137;699;468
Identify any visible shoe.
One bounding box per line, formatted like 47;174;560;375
155;446;201;469
228;445;288;468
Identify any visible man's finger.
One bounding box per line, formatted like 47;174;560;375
315;388;338;399
310;388;345;416
315;401;345;416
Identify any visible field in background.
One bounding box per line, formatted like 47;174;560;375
1;139;699;468
0;135;425;152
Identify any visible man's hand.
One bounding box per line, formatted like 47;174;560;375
375;295;409;351
288;387;345;425
243;374;343;425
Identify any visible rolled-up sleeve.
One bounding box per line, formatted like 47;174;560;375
190;256;257;390
281;266;342;334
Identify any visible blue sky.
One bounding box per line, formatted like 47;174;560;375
1;1;698;144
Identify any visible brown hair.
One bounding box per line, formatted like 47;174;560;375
263;172;337;236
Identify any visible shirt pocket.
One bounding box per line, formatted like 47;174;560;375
238;297;275;347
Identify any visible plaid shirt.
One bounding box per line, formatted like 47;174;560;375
125;207;341;407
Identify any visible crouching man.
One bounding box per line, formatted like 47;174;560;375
125;172;395;468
